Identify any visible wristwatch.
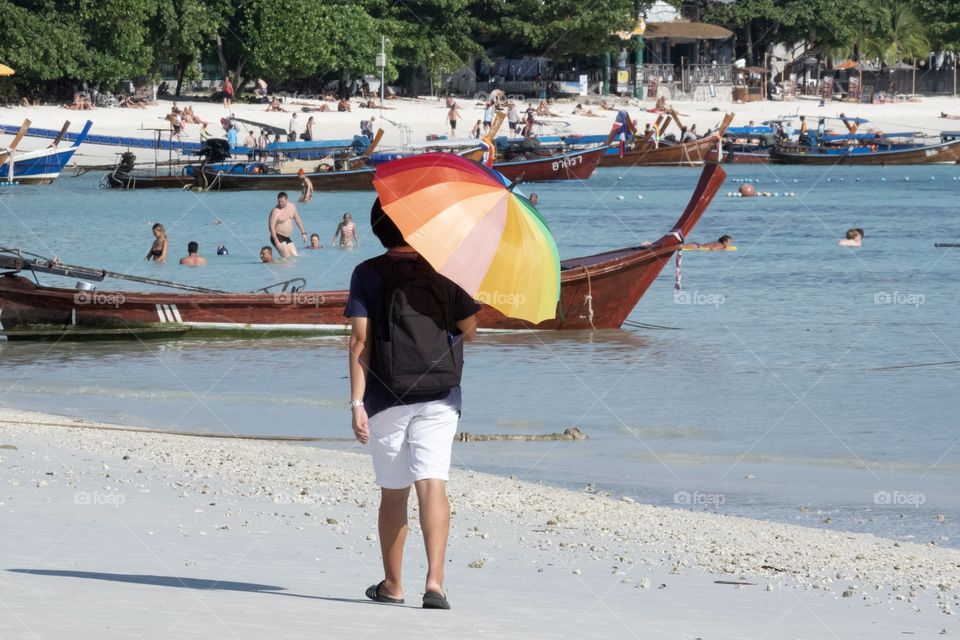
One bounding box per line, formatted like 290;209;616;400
349;400;364;409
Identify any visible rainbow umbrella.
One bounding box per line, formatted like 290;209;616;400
373;152;560;324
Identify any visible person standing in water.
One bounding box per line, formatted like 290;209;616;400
145;223;168;262
332;213;360;248
297;169;313;203
268;192;307;257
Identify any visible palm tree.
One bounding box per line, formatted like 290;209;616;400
862;0;930;67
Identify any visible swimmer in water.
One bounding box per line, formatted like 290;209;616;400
684;235;735;251
308;233;322;249
297;169;313;203
838;228;863;247
331;212;359;248
528;192;539;206
145;223;168;262
217;244;229;255
179;241;207;266
260;246;275;263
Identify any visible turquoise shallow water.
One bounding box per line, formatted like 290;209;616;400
1;162;958;545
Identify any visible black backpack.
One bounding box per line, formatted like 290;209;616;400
369;255;464;396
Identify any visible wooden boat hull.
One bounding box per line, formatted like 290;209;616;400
704;148;769;164
106;173;199;189
769;138;960;165
599;135;719;167
494;145;609;182
0;165;725;339
201;167;376;191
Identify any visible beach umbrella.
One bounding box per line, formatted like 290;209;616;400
0;64;14;77
373;152;560;324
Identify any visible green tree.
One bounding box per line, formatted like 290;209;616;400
914;0;960;50
150;0;230;95
214;0;379;91
703;0;780;65
861;0;929;67
0;1;86;83
70;0;155;89
365;0;482;91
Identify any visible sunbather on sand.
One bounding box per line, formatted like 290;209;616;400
266;98;288;113
536;101;559;117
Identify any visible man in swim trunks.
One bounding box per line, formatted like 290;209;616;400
268;192;307;257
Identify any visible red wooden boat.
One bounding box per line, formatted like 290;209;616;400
493;142;611;182
0;165;724;340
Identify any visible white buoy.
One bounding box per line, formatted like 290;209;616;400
905;177;910;181
637;195;643;199
616;195;624;200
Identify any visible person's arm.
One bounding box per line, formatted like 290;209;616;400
294;211;307;240
352;227;359;247
456;314;477;341
349;316;371;444
331;223;342;247
268;210;280;247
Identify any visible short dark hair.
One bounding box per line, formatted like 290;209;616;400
370;198;408;249
187;241;199;254
277;191;288;200
260;245;272;253
719;235;732;243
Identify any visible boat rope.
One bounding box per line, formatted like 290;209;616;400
670;231;685;292
578;265;596;331
622;320;681;330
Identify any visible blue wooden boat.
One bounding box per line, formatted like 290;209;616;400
2;121;92;184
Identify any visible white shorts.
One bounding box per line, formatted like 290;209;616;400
368;388;461;489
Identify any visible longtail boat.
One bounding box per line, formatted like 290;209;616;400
492;143;611;181
492;125;617;182
0;164;725;340
600;113;733;168
2;120;92;184
769;132;960;165
200;165;376;191
197;129;383;191
705;126;774;164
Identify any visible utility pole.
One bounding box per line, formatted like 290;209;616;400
377;36;387;106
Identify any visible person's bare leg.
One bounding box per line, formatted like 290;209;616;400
414;478;449;594
378;486;410;598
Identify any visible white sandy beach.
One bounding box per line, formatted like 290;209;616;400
0;406;957;639
4;91;960;165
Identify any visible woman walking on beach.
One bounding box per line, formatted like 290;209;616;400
345;199;479;610
144;223;168;262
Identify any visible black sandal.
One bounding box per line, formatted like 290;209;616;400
365;580;404;604
422;590;450;610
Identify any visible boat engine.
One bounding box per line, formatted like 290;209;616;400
117;152;136;176
198;138;231;163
